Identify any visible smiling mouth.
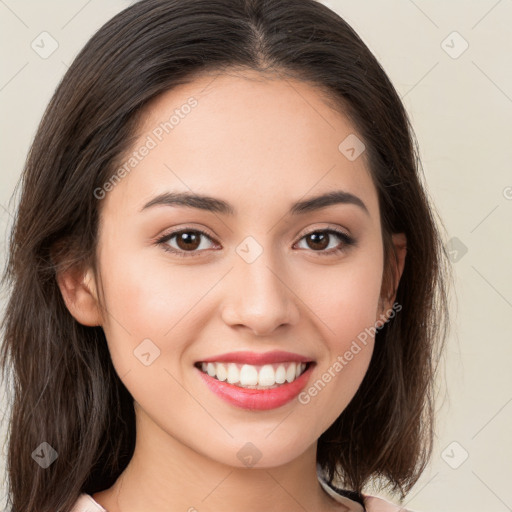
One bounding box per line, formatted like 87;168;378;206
194;361;312;389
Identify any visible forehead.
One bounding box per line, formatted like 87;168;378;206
103;69;379;222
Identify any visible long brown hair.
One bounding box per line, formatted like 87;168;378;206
0;0;451;510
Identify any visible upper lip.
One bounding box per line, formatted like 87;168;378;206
198;350;314;365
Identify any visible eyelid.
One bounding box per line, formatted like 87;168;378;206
295;223;352;240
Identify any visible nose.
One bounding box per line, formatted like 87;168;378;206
220;251;300;336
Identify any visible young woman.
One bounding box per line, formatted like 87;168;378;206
0;1;450;511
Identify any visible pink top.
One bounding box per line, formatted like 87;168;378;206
70;482;416;512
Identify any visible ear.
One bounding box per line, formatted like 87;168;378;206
378;232;407;318
56;265;103;327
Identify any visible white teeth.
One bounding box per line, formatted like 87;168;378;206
258;364;275;387
198;361;308;388
206;362;216;377
216;363;227;381
285;363;296;383
275;365;286;384
227;363;239;384
239;364;258;386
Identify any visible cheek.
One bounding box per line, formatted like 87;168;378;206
95;249;203;415
307;248;384;349
295;248;383;429
96;240;224;379
100;241;206;329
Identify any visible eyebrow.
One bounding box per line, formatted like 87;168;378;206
140;189;369;216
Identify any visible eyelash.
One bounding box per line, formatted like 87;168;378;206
155;226;356;258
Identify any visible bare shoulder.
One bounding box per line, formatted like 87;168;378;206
364;495;416;512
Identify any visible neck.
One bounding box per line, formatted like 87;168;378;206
93;405;338;512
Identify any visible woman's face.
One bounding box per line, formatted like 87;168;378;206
85;70;402;468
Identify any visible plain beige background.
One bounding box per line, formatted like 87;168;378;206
1;1;511;511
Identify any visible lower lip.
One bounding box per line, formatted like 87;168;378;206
196;364;314;411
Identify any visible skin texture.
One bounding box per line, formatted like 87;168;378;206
57;70;406;512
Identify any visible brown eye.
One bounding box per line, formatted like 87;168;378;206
305;232;330;251
295;229;356;255
157;227;356;259
174;231;202;251
157;228;217;257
